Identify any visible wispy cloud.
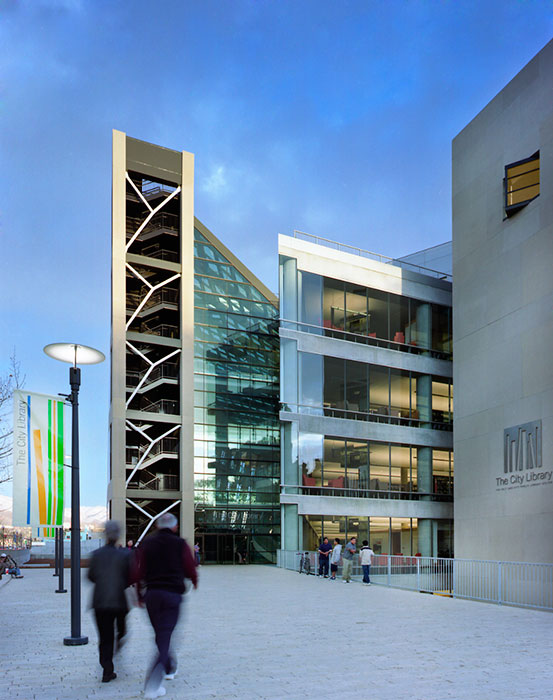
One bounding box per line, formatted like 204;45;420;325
201;165;227;196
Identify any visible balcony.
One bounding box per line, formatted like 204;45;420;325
139;322;179;338
126;362;179;391
139;398;179;415
126;287;179;316
281;320;452;361
282;482;452;502
126;212;179;244
126;437;179;470
142;183;178;201
140;243;179;263
127;469;179;491
280;402;453;431
126;181;177;203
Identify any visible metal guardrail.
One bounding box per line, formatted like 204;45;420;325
277;551;553;611
280;319;452;360
280;483;452;502
280;402;453;432
291;230;453;282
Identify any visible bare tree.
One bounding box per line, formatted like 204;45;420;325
0;351;26;485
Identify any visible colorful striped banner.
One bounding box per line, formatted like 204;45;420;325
12;390;67;527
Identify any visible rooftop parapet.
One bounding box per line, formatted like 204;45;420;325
291;230;452;282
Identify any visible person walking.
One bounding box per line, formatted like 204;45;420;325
329;537;342;580
134;513;198;699
317;537;332;577
342;536;357;583
360;540;375;585
88;520;130;683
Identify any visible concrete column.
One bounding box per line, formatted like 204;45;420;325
281;422;299;493
179;149;195;543
109;130;128;540
280;256;297;323
280;338;298;410
282;504;299;550
418;446;433;500
416;302;432;353
416;374;432;428
418;518;433;557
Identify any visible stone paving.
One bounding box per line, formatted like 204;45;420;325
4;566;553;699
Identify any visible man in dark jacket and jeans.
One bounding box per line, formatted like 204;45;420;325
88;520;130;683
134;512;197;699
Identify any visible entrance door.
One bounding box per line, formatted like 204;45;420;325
201;534;218;564
218;535;235;564
196;534;250;564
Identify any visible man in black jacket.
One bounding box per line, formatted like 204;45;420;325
88;520;130;683
134;512;197;699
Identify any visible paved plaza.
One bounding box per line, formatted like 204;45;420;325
4;565;553;699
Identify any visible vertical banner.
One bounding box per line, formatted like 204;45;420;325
12;390;67;528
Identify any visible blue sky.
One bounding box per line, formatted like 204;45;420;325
1;0;552;505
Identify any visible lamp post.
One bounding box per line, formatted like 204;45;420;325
43;343;105;646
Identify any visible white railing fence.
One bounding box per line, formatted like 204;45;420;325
277;551;553;611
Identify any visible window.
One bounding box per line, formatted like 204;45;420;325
367;288;388;340
390;369;411;419
432;377;453;426
345;361;368;413
505;152;539;217
299;353;323;411
324;356;345;408
369;366;389;416
345;283;368;335
323;278;345;332
299;271;322;329
389;293;409;346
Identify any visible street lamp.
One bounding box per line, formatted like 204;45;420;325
44;342;105;646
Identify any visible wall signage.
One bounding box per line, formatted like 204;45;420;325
496;420;551;491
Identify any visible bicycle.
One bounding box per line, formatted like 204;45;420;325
296;551;312;575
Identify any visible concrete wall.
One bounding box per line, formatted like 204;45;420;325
452;39;553;563
28;540;103;561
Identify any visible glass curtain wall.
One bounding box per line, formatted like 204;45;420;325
432;450;454;497
302;515;452;556
318;355;452;429
315;276;451;356
432;377;453;427
300;437;451;500
194;228;280;563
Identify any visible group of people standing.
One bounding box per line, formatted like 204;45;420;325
88;513;198;699
317;536;375;585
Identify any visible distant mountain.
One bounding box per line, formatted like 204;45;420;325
0;494;107;527
78;504;108;528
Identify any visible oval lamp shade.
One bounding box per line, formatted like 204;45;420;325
43;343;105;365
